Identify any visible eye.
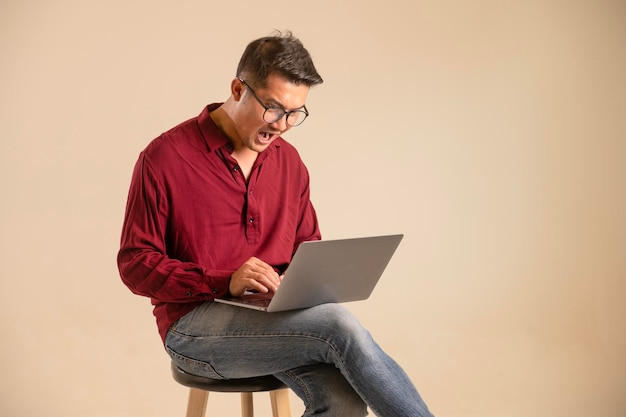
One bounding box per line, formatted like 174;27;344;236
265;107;285;117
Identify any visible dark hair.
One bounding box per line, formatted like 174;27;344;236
236;31;323;88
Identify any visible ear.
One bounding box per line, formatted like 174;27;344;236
231;78;245;101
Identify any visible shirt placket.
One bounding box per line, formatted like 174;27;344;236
245;184;260;243
243;154;267;244
223;147;264;244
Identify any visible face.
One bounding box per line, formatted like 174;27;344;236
231;74;310;153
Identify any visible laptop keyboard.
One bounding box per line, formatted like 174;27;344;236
238;297;272;308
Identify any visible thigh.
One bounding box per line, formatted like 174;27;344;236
165;301;367;379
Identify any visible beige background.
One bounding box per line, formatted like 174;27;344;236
1;1;625;416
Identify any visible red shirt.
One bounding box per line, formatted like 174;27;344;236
118;104;321;342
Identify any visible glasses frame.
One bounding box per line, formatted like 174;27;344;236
237;77;309;127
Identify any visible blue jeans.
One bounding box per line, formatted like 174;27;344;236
165;301;434;417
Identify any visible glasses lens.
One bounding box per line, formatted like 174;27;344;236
263;108;285;124
262;108;308;126
286;110;307;127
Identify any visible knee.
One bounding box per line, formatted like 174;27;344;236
316;304;364;331
316;304;373;345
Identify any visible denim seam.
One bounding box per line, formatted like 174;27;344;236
166;345;226;379
281;369;314;414
168;326;375;414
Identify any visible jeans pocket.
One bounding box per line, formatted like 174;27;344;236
166;346;225;380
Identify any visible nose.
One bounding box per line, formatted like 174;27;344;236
269;114;289;132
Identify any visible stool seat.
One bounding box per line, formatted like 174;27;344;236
171;362;288;392
171;362;292;417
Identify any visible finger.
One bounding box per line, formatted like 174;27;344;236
232;258;280;294
252;271;278;293
229;274;269;296
242;268;276;293
249;260;281;290
246;276;272;293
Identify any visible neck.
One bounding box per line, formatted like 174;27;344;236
210;103;258;180
209;104;230;135
210;102;243;150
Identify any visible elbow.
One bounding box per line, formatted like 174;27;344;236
117;248;147;297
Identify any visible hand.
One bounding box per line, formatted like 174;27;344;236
229;257;283;296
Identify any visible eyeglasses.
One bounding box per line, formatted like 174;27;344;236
238;77;309;127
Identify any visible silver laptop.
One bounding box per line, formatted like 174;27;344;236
215;234;403;312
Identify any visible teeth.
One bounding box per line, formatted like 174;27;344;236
258;131;277;143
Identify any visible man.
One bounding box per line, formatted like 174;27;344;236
118;32;434;417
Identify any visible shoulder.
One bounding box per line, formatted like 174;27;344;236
270;138;312;185
274;137;305;163
142;117;203;163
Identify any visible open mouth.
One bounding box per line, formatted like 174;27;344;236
258;131;278;145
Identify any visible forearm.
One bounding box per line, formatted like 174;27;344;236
117;247;230;303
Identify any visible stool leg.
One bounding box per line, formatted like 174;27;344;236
270;389;291;417
186;388;209;417
241;392;254;417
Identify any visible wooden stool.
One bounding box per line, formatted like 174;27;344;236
171;362;292;417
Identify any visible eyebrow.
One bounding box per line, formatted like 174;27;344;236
262;95;306;112
241;77;307;113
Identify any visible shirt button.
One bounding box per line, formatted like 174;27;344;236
212;288;219;294
186;291;192;297
248;217;254;223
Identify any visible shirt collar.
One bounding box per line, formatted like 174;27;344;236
197;103;283;155
197;103;229;151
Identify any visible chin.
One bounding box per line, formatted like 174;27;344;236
246;142;268;153
251;139;273;152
